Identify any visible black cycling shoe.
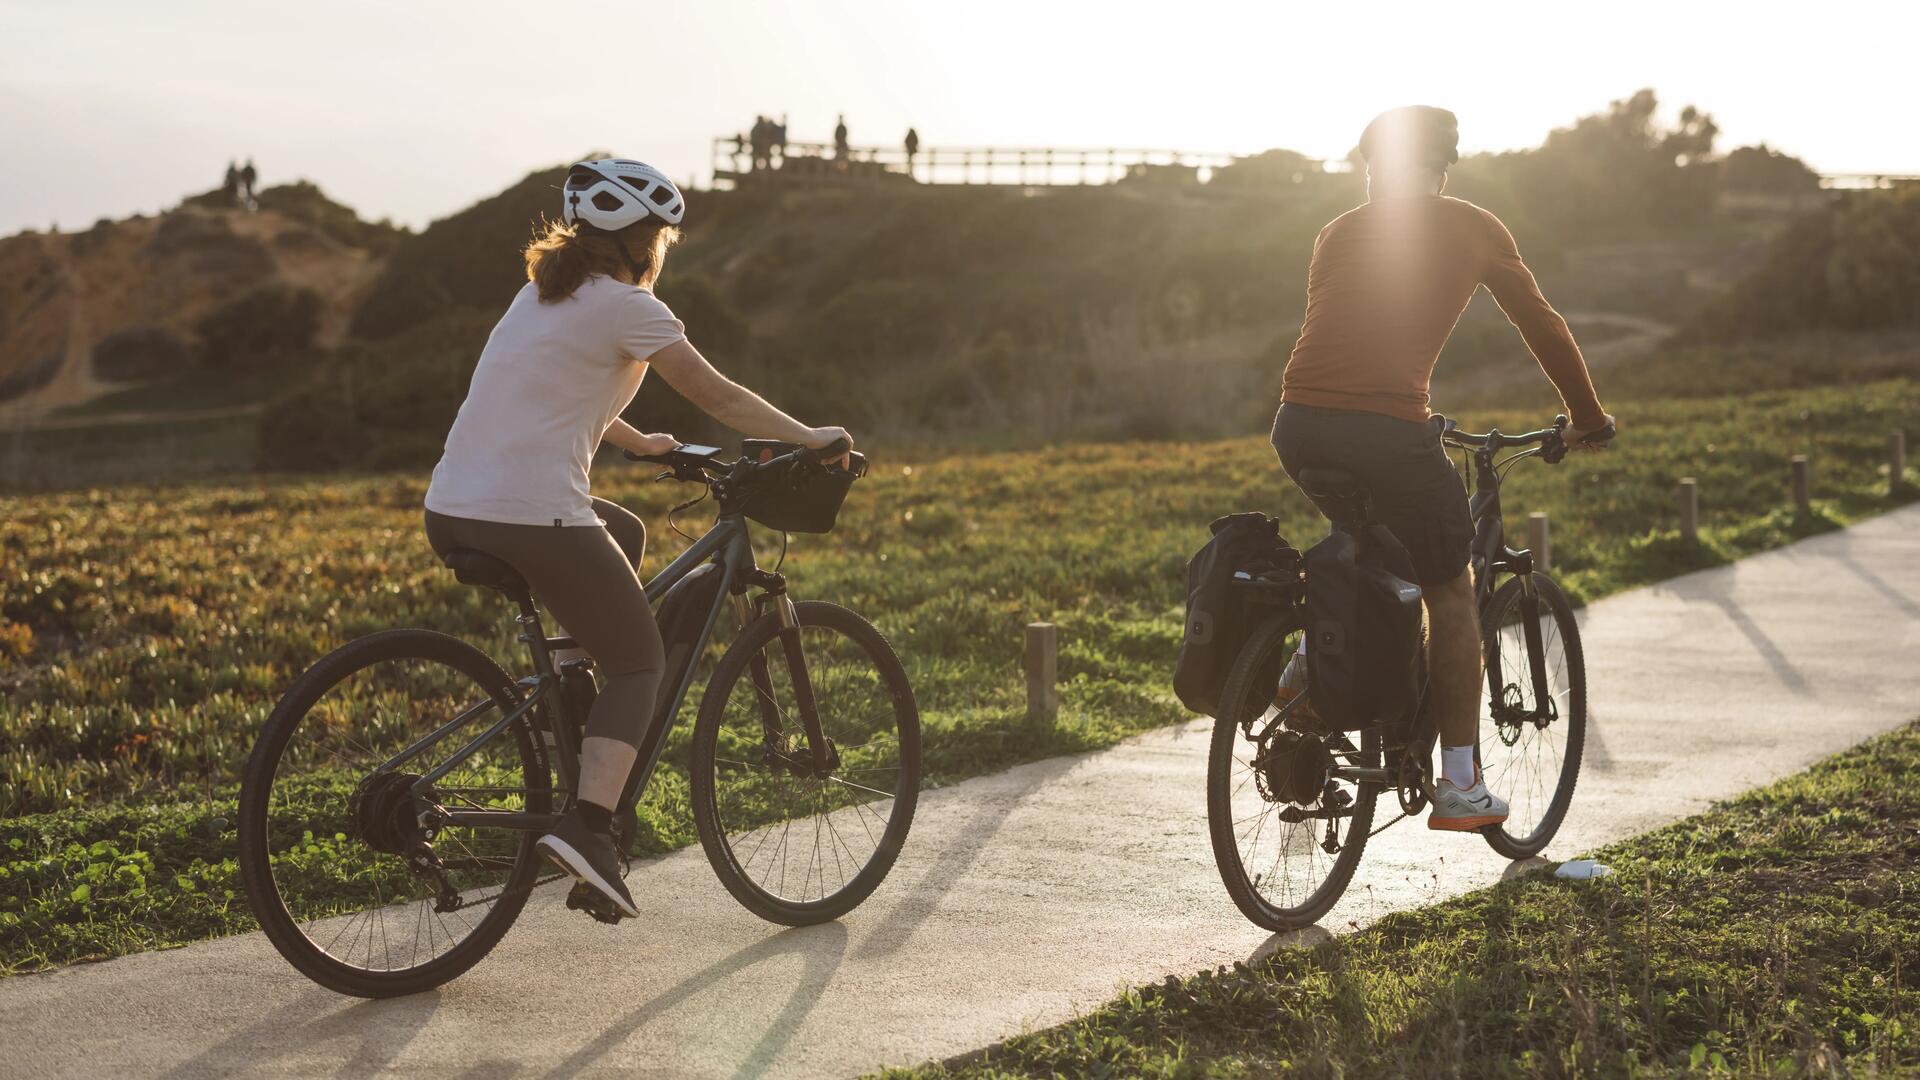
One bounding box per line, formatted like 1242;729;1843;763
537;811;639;919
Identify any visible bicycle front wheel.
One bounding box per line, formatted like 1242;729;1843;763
1478;572;1586;859
1208;613;1379;932
689;601;921;925
237;630;549;997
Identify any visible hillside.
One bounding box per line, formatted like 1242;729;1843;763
0;184;401;417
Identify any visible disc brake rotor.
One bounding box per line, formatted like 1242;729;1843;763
1252;730;1334;806
347;772;427;855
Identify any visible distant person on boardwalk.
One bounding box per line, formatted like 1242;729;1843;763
774;114;788;166
239;158;258;210
834;114;849;160
222;161;242;206
423;157;852;918
903;127;920;175
749;116;771;172
1268;106;1615;831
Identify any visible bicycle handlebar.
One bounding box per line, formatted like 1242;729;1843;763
1438;413;1616;464
621;439;867;483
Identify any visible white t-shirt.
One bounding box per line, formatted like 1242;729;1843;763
425;276;687;527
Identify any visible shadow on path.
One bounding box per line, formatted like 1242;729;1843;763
854;755;1080;960
542;921;847;1080
159;988;441;1079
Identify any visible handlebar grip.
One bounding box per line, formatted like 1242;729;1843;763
1579;421;1618;446
799;438;852;463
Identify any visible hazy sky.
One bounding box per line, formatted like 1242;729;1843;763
4;0;1915;235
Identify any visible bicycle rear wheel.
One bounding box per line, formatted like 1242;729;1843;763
1478;572;1586;859
237;630;549;997
690;601;921;925
1208;613;1379;931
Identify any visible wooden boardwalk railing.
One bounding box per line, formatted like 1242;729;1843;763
714;137;1271;188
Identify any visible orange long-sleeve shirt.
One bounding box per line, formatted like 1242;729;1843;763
1280;195;1607;432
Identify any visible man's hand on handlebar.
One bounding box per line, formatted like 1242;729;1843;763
1563;414;1617;451
803;426;855;469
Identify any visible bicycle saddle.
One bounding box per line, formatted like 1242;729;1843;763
1295;467;1372;526
442;549;531;601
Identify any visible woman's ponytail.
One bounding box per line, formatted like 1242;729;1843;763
523;216;681;302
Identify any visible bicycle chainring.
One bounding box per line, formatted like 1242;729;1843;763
1395;754;1430;816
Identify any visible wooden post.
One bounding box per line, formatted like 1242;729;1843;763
1025;622;1058;727
1892;432;1908;492
1527;512;1551;573
1678;478;1699;545
1791;455;1811;515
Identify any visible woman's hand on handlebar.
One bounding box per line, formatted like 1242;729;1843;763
627;430;681;457
1564;414;1617;451
802;425;855;468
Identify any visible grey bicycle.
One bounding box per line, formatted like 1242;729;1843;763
1207;414;1614;931
238;441;920;997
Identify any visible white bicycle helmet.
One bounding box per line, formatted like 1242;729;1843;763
562;158;685;230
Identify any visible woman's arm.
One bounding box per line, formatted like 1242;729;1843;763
645;340;849;451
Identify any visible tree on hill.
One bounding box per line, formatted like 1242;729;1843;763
1679;186;1920;341
1449;89;1720;242
1719;144;1821;194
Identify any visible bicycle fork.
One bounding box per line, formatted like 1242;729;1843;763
740;592;837;779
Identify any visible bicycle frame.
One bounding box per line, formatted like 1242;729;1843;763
1459;438;1558;730
373;511;776;835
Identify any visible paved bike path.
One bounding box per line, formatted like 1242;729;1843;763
4;505;1918;1079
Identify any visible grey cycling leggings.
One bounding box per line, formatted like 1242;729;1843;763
424;499;664;749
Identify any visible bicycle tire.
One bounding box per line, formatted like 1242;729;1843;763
237;629;546;998
690;601;921;925
1477;572;1586;859
1208;612;1380;931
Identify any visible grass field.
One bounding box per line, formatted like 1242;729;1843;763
883;721;1920;1079
2;378;1916;971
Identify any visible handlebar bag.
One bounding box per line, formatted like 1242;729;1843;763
1173;512;1300;718
739;451;867;534
1303;524;1424;730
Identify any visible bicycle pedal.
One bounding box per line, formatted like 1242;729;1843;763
564;881;628;925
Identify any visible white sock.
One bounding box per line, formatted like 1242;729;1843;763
1441;745;1477;790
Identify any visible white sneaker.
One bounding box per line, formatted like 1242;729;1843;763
1428;767;1509;831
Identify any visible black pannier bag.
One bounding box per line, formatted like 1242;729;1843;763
1303;524;1424;730
1174;512;1300;717
739;440;869;534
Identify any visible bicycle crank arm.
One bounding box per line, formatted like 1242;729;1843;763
1276;803;1357;823
1331;766;1393;784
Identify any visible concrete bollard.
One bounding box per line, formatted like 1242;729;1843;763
1025;622;1058;727
1527;512;1551;573
1893;432;1908;493
1678;478;1699;545
1791;456;1811;516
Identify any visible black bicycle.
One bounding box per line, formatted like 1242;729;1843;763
238;441;921;997
1207;414;1614;931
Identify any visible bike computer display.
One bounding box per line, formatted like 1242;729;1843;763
675;444;723;458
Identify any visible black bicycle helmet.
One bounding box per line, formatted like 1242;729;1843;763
1358;106;1460;169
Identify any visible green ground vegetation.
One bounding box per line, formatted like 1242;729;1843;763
3;378;1916;971
881;721;1920;1079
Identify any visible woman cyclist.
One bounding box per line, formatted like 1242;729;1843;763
423;158;851;919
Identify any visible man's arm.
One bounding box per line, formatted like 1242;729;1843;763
1476;211;1609;433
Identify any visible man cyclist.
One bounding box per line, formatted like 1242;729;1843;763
1272;106;1615;831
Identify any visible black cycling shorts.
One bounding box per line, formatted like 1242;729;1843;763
1271;402;1474;587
